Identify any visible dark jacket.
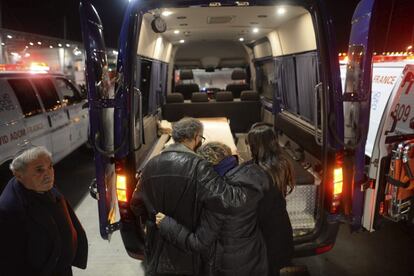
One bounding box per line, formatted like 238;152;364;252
131;143;247;276
258;175;293;276
0;177;88;276
158;161;269;276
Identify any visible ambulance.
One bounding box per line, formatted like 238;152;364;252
79;0;414;260
0;63;89;192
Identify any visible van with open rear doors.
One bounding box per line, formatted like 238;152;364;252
79;0;414;261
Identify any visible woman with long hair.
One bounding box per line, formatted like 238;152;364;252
247;123;294;275
156;125;294;276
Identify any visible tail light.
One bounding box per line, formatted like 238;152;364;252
116;174;128;203
330;153;344;214
115;158;128;204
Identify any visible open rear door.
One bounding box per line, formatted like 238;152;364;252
79;0;117;239
342;0;378;230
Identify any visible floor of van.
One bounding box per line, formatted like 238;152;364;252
235;133;318;237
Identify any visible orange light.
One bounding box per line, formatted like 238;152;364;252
29;62;49;72
116;174;128;202
117;190;127;202
333;167;343;195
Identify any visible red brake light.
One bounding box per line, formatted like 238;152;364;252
330;153;344;214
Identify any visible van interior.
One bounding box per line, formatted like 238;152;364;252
131;4;328;243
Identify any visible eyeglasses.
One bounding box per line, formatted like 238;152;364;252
198;135;206;142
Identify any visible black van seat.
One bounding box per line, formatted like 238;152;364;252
162;100;261;133
166;93;184;103
225;70;250;98
215;91;234;102
191;92;209;102
174;70;199;100
240;90;260;101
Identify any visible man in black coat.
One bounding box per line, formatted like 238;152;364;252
131;118;247;276
0;146;88;276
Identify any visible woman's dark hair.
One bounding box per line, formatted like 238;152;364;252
247;123;294;196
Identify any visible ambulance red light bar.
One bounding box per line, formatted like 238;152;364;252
29;62;50;72
339;52;414;64
0;62;50;73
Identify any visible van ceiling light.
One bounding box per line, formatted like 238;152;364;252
49;45;53;49
162;10;173;17
174;30;180;34
252;28;259;33
58;43;62;47
66;44;71;47
7;35;13;39
239;37;245;42
207;16;234;24
29;42;34;46
277;7;286;15
179;39;185;43
1;43;5;46
37;41;42;45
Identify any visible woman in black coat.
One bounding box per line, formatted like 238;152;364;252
248;124;294;275
157;126;294;276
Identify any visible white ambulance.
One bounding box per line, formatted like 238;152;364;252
341;55;414;230
0;66;89;192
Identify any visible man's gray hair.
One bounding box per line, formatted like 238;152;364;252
172;117;203;143
9;146;52;172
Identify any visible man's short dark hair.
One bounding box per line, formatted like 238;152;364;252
172;118;203;143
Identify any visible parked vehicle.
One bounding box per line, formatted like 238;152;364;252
79;0;413;260
0;69;88;193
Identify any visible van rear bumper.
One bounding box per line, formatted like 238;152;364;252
293;218;340;257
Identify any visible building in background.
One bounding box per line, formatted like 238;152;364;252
0;28;117;85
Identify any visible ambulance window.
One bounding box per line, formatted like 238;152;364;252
32;78;62;112
55;78;82;105
8;79;42;117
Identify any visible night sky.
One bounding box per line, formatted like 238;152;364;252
1;0;412;52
